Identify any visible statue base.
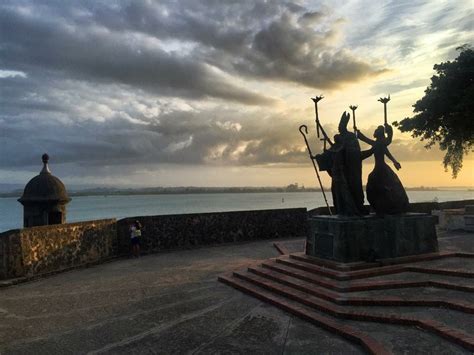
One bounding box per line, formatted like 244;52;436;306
306;213;438;262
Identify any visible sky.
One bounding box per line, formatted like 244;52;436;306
0;0;473;189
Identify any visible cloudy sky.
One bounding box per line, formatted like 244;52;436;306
1;0;473;188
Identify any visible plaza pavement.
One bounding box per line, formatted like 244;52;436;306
0;229;473;354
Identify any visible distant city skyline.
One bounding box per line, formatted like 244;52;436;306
1;0;472;187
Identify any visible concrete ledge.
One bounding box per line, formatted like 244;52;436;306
218;274;389;355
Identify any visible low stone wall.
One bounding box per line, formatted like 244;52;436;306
0;219;116;280
0;208;307;280
2;199;470;281
309;200;474;216
0;231;23;279
412;199;474;214
117;208;307;255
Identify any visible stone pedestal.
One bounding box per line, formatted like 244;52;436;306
306;213;438;262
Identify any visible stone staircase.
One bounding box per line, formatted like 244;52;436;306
219;251;474;354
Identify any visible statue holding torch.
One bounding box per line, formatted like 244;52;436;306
299;96;367;216
378;95;390;125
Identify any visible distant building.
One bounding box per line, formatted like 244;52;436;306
18;154;71;227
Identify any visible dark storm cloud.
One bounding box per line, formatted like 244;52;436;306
0;1;383;93
0;4;271;105
0;79;320;169
194;7;385;88
1;99;442;175
0;0;389;172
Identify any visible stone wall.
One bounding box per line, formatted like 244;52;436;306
309;200;474;216
0;208;306;280
3;200;470;281
409;199;474;214
0;219;116;280
0;230;23;279
117;208;307;255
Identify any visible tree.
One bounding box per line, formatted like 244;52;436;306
394;45;474;178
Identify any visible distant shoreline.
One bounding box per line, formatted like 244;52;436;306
1;186;471;198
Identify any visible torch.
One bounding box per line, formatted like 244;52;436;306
349;105;358;133
311;95;324;139
378;95;390;125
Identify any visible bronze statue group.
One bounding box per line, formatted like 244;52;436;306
301;96;409;217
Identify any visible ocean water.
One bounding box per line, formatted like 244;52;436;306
1;190;473;232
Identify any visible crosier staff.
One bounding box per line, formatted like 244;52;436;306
378;95;390;125
299;125;332;215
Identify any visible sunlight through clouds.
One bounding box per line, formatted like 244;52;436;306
0;0;472;187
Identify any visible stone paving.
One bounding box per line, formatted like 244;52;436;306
221;231;474;354
0;239;362;354
0;230;472;354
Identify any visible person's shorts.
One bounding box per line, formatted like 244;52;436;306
131;237;140;245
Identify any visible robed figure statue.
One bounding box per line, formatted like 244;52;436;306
315;112;367;216
357;124;409;215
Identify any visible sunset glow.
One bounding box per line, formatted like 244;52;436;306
1;0;472;188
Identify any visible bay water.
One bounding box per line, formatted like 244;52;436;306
1;190;473;232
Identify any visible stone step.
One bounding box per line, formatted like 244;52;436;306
276;255;474;281
249;265;339;302
289;253;380;271
276;256;345;279
276;256;401;280
289;251;474;271
374;251;474;265
218;274;389;355
230;270;474;352
247;265;474;314
262;260;474;293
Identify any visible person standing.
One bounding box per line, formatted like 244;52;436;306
130;220;142;258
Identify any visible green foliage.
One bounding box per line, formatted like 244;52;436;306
394;45;474;178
